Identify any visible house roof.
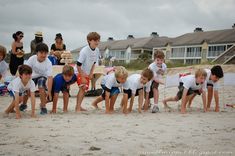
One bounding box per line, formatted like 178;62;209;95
71;28;235;53
170;29;235;47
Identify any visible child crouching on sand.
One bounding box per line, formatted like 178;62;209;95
92;66;128;114
51;65;77;113
5;65;36;119
121;68;153;114
188;65;224;112
163;69;207;114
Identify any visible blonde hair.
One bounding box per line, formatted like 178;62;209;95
114;66;128;79
195;69;207;78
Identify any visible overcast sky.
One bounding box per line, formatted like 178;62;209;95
0;0;234;53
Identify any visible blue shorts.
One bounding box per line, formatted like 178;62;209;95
101;85;120;99
33;76;47;89
9;90;28;99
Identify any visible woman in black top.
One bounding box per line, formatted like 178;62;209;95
50;33;66;65
9;31;24;76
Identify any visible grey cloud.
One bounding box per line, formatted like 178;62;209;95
0;0;234;52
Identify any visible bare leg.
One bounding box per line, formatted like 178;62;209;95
162;96;178;106
63;92;69;112
188;94;196;108
109;94;118;113
39;88;47;108
5;100;15;114
76;88;86;112
207;86;213;110
51;93;59;113
138;90;144;113
92;96;103;109
153;88;159;105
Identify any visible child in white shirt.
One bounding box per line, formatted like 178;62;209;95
188;66;224;112
92;66;128;114
122;68;153;114
26;43;53;115
163;69;207;114
148;50;167;113
5;65;36;119
76;32;100;112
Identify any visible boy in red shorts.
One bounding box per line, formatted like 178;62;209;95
76;32;100;112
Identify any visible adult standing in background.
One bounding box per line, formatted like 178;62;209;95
9;31;24;76
30;31;43;55
50;33;66;65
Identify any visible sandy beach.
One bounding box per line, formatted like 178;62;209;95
0;65;235;156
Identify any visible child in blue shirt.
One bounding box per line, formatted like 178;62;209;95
51;65;77;113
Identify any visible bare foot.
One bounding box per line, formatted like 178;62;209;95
180;109;186;114
16;114;21;119
215;107;220;112
92;103;99;109
76;107;87;112
31;114;37;118
63;110;68;113
105;110;111;114
50;110;56;114
163;100;172;112
3;112;9;118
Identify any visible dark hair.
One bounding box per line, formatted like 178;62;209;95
36;43;49;53
18;65;32;75
0;45;7;59
55;33;63;40
35;36;43;43
87;32;100;41
154;50;165;60
211;65;224;78
12;31;23;41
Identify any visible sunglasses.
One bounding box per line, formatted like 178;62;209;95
20;35;24;38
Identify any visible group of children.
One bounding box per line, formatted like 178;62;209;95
0;32;224;119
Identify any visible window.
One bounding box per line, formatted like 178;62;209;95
109;51;126;60
171;47;185;57
186;47;201;57
208;45;226;57
186;59;201;65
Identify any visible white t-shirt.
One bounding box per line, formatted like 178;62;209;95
101;73;126;89
77;45;99;75
205;69;219;91
148;62;167;80
123;74;151;94
8;77;36;93
26;55;52;79
180;74;206;91
0;60;8;78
